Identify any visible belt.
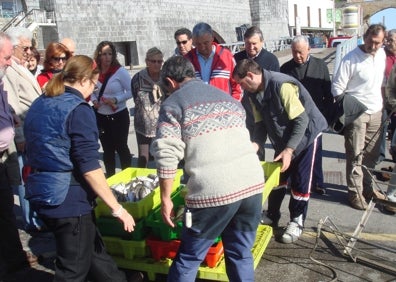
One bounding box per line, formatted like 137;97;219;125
30;168;80;186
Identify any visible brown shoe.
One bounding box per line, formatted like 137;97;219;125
364;189;387;202
348;194;367;210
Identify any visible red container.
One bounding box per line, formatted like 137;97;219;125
146;237;224;268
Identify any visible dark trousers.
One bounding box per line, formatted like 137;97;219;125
268;139;317;223
0;163;27;276
135;132;153;168
96;108;132;177
43;213;126;282
312;135;324;188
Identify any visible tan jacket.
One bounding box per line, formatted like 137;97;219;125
3;59;41;144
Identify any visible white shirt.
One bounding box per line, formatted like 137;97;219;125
332;46;386;114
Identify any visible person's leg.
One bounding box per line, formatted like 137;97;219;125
280;140;316;244
136;132;150;168
344;113;368;210
44;215;94;282
112;109;132;170
97;114;116;177
361;111;385;200
221;194;261;282
261;171;289;227
86;215;127;282
168;197;256;282
376;109;387;164
312;135;326;195
0;182;29;272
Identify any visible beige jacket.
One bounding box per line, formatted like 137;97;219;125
3;59;42;144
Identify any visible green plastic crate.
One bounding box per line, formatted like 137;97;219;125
145;187;185;241
112;224;273;281
97;217;149;241
95;168;183;220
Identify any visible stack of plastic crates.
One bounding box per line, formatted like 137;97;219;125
95;162;280;281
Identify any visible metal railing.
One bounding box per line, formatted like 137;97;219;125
1;9;56;32
333;36;358;74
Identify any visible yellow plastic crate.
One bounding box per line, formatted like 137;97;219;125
261;162;281;204
102;236;149;260
95;168;183;220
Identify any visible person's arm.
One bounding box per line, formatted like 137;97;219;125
274;83;308;172
331;57;351;98
84;168;135;232
69;104;135;232
159;178;175;228
150;103;185;227
385;65;396;111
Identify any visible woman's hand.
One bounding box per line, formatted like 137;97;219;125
112;205;136;232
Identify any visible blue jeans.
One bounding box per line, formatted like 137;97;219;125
15;153;43;230
167;193;262;282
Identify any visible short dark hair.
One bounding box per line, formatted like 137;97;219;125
244;26;264;42
161;56;195;86
174;28;192;40
233;59;261;79
364;23;386;39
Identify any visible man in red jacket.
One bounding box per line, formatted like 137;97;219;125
185;22;242;101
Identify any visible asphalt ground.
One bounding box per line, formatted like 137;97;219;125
5;47;396;282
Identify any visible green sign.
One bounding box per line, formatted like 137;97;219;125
327;9;333;23
335;9;342;23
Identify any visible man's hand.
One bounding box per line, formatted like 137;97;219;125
274;147;294;172
161;196;175;228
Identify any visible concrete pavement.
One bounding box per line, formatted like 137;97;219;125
6;48;396;281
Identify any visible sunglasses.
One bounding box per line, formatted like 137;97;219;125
52;56;67;62
18;45;33;52
176;40;189;45
147;59;163;64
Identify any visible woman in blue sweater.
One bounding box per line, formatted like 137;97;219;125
24;55;136;281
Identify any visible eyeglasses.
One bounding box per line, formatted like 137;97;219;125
176;40;189;45
147;59;163;64
18;45;33;52
90;79;99;92
52;56;67;62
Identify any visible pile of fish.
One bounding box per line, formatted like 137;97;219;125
110;174;159;202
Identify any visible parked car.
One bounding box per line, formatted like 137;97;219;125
327;36;352;48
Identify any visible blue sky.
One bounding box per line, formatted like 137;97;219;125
370;8;396;30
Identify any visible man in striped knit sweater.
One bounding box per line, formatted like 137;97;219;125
150;56;265;282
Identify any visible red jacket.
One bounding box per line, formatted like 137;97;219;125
185;43;242;101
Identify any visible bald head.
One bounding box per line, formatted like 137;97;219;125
60;38;76;56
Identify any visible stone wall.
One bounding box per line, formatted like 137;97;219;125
43;0;252;66
250;0;289;41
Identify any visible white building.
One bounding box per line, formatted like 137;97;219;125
287;0;336;37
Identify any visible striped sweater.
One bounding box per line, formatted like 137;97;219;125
150;79;265;208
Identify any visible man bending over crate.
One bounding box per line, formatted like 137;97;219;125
150;56;265;281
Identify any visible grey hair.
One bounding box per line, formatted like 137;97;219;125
0;32;11;49
6;27;33;46
145;47;163;59
192;22;213;38
388;29;396;37
292;35;309;46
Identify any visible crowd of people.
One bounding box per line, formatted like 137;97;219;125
0;21;395;282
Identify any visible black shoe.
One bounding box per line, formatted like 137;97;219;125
314;186;326;195
260;211;280;227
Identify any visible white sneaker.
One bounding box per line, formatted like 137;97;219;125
280;219;303;244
